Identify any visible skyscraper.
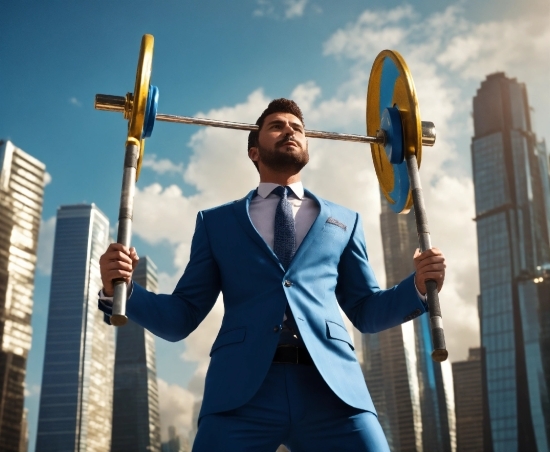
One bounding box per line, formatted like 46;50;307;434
361;195;455;451
452;347;487;451
36;204;114;452
111;256;162;452
0;140;46;452
471;72;550;451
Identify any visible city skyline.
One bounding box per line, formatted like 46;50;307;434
1;0;548;449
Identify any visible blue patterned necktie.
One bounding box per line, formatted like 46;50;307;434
273;185;296;269
272;186;303;346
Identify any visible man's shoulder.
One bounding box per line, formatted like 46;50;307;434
200;190;254;216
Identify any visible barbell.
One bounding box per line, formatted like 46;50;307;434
96;34;448;362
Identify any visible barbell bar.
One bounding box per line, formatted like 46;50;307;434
95;93;436;147
97;34;448;362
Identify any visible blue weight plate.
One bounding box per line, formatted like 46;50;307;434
142;85;159;138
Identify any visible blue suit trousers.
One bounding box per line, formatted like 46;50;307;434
192;362;390;452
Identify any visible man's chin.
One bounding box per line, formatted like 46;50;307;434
263;161;308;174
257;144;309;173
276;144;300;152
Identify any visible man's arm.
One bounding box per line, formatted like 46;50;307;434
335;213;445;334
98;212;221;341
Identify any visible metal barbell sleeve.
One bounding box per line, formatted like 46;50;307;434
405;154;448;362
110;138;140;326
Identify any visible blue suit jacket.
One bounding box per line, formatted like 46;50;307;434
125;189;427;419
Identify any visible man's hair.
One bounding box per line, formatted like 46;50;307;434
247;98;305;154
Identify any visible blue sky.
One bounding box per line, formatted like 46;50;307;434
2;0;549;448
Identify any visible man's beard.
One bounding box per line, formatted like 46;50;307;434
257;137;310;173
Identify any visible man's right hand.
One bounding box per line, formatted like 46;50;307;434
99;243;139;297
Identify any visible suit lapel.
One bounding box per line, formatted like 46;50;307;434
232;189;282;268
232;188;330;271
289;189;330;267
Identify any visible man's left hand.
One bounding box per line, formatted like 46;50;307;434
413;247;446;295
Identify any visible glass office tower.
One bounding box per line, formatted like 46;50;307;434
111;256;162;452
36;204;114;452
0;140;46;452
472;72;550;451
362;196;455;451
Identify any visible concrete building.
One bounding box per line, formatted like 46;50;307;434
0;140;46;452
111;256;162;452
471;72;550;450
35;204;114;452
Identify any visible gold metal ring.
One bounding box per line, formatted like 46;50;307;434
127;34;154;180
366;50;422;213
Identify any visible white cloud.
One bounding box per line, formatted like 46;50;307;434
24;384;40;398
157;378;195;440
253;0;312;19
142;154;185;176
284;0;308;19
436;15;550;82
37;216;56;276
69;97;82;107
43;172;52;186
253;0;274;17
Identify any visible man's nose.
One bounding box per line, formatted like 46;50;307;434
283;123;295;136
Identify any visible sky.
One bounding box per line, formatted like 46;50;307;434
1;0;549;449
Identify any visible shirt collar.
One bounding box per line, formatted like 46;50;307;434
257;181;304;199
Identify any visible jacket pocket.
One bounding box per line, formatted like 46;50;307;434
210;327;246;356
326;321;354;350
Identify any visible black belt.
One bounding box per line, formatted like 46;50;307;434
273;345;314;365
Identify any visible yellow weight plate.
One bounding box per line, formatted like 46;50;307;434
136;139;145;181
127;34;153;180
128;34;154;145
366;50;422;213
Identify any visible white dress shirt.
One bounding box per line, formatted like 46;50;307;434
249;181;319;251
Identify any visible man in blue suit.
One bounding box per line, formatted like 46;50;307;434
99;99;446;451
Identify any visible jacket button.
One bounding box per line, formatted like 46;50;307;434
274;325;281;332
284;280;292;287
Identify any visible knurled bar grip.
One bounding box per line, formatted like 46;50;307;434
111;141;139;326
405;155;448;362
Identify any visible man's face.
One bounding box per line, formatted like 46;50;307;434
250;112;309;173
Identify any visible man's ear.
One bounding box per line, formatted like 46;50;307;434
248;147;259;162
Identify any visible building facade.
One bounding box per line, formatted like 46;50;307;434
111;256;162;452
161;425;190;452
362;195;455;451
471;72;550;451
35;204;114;452
452;347;488;451
0;140;46;452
